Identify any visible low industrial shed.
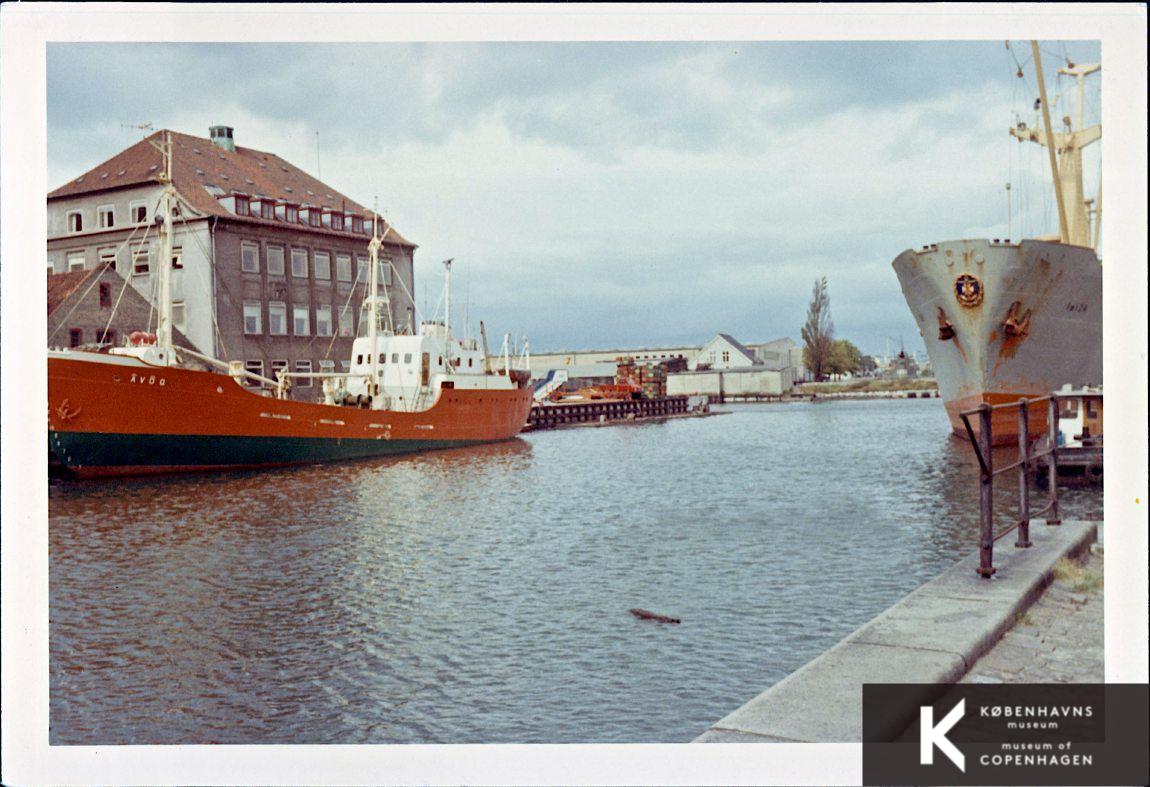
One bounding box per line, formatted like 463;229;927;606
667;365;795;397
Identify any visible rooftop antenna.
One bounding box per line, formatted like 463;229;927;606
121;121;154;138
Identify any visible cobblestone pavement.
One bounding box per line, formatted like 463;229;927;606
962;550;1104;684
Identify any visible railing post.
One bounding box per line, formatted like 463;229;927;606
977;404;996;577
1015;400;1032;548
1046;396;1061;525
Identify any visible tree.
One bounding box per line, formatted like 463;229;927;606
859;354;878;376
801;277;834;381
826;338;863;378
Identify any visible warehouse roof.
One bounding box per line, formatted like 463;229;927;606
48;130;414;247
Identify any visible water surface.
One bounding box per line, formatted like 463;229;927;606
49;398;1101;743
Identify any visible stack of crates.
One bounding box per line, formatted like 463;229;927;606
617;356;668;399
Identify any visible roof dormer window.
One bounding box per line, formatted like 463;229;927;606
331;213;344;231
234;194;250;216
285;204;299;223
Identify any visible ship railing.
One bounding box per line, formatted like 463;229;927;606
958;394;1064;578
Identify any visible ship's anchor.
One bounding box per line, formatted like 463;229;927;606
55;398;81;422
1003;301;1032;337
937;307;956;340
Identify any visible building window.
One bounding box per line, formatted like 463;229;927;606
244;360;263;386
293;305;310;335
351;217;364;234
261;200;275;219
96;328;116;345
172;301;187;333
380;259;393;286
356;256;369;283
335;254;352;282
130;201;147;223
171;245;184;270
294;359;313;387
307;208;322;227
98;247;117;271
99;282;112;308
69;328;83;347
66;251;86;271
338;308;354;337
285;205;299;223
339;360;351;373
241;241;259;273
314;252;331;280
291;248;308;278
270;359;288;382
97;205;115;229
67;211;83;233
319;360;335;377
268;301;287;335
132;245;150;275
331;213;344;231
722;351;730;364
316;305;333;337
267;245;285;276
243;300;262;334
235;195;251;216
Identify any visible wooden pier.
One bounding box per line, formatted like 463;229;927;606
526;396;693;431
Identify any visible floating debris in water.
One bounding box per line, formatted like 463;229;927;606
629;608;681;625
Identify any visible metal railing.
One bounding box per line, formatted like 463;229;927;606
959;395;1063;578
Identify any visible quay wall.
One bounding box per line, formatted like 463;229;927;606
695;520;1097;743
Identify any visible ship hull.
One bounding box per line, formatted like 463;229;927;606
893;239;1101;446
48;353;534;478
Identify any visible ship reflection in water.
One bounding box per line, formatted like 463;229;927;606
49;399;1102;744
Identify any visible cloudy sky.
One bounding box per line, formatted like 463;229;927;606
48;40;1101;356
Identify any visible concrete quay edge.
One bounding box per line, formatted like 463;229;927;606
694;519;1097;743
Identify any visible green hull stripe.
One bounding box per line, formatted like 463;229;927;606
50;431;481;471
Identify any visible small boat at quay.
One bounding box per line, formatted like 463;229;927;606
48;133;533;478
892;43;1101;446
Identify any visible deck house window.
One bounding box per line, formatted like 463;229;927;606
132;246;150;275
295;359;313;387
97;205;115;229
243;301;262;334
130;201;147;223
267;245;285;276
316;305;333;337
241;241;259;273
291;248;308;278
172;301;187;333
69;328;83;347
338;308;353;337
293;305;310;336
336;254;352;282
244;360;263;386
98;247;117;271
314;252;331;280
67;211;83;233
235;195;251;216
268;301;287;335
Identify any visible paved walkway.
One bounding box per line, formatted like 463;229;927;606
961;550;1104;684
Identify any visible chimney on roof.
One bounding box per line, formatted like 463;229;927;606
209;125;235;153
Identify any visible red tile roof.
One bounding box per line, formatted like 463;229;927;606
48;130;414;247
47;269;96;316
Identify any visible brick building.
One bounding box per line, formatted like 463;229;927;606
48;266;205;362
47;126;417;399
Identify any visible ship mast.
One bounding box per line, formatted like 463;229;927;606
1011;43;1100;248
156;131;175;364
368;205;381;399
